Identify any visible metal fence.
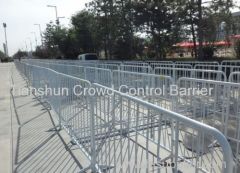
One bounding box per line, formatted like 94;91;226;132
112;70;174;109
175;61;219;66
229;72;240;83
221;60;240;66
15;61;234;173
25;59;240;79
120;64;152;73
154;67;227;83
176;77;240;173
194;64;221;71
150;63;192;70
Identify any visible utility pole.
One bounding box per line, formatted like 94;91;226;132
25;41;28;52
31;32;38;48
34;24;43;46
2;23;8;56
47;5;64;25
27;38;33;58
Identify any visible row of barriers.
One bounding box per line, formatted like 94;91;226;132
26;59;240;78
14;61;235;173
27;59;240;66
24;61;240;165
24;60;240;84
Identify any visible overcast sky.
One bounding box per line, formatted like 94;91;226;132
0;0;91;55
0;0;239;56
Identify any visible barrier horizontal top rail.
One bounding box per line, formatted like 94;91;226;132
147;61;174;64
97;63;119;71
122;61;149;67
175;61;220;66
194;64;221;71
120;64;152;73
149;62;192;69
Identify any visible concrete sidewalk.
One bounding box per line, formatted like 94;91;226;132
0;63;13;173
0;64;89;173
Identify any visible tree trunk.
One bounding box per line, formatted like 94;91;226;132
190;10;197;59
197;0;204;60
109;0;114;60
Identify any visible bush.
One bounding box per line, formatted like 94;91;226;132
202;46;215;60
234;40;240;59
1;57;13;63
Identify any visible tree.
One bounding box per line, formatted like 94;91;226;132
234;40;240;59
132;0;185;59
0;50;6;60
198;0;234;59
13;50;28;59
71;11;98;54
39;0;236;60
43;22;79;59
182;0;235;59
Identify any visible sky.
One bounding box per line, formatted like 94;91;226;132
0;0;239;56
0;0;91;56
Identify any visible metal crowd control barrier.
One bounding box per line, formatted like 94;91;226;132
229;72;240;83
120;64;152;73
147;61;174;69
147;61;174;64
101;60;123;65
175;61;219;66
112;70;174;109
85;67;112;87
177;77;240;173
149;63;192;69
221;65;240;77
24;62;113;87
154;67;227;83
194;64;221;71
97;63;120;71
15;61;234;173
221;60;240;66
123;61;149;67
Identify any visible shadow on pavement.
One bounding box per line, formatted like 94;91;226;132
11;73;83;173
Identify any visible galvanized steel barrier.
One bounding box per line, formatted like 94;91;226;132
112;70;174;110
154;67;227;83
177;77;240;172
221;60;240;66
150;63;192;70
194;64;221;71
229;72;240;83
120;64;152;73
175;61;220;66
14;61;235;173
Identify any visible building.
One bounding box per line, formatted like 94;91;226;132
232;11;240;35
217;11;240;41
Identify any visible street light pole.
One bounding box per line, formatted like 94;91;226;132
2;23;8;56
25;41;28;52
31;32;38;47
27;38;33;58
47;5;59;25
34;24;43;46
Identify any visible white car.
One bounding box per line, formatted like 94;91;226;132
77;53;98;61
